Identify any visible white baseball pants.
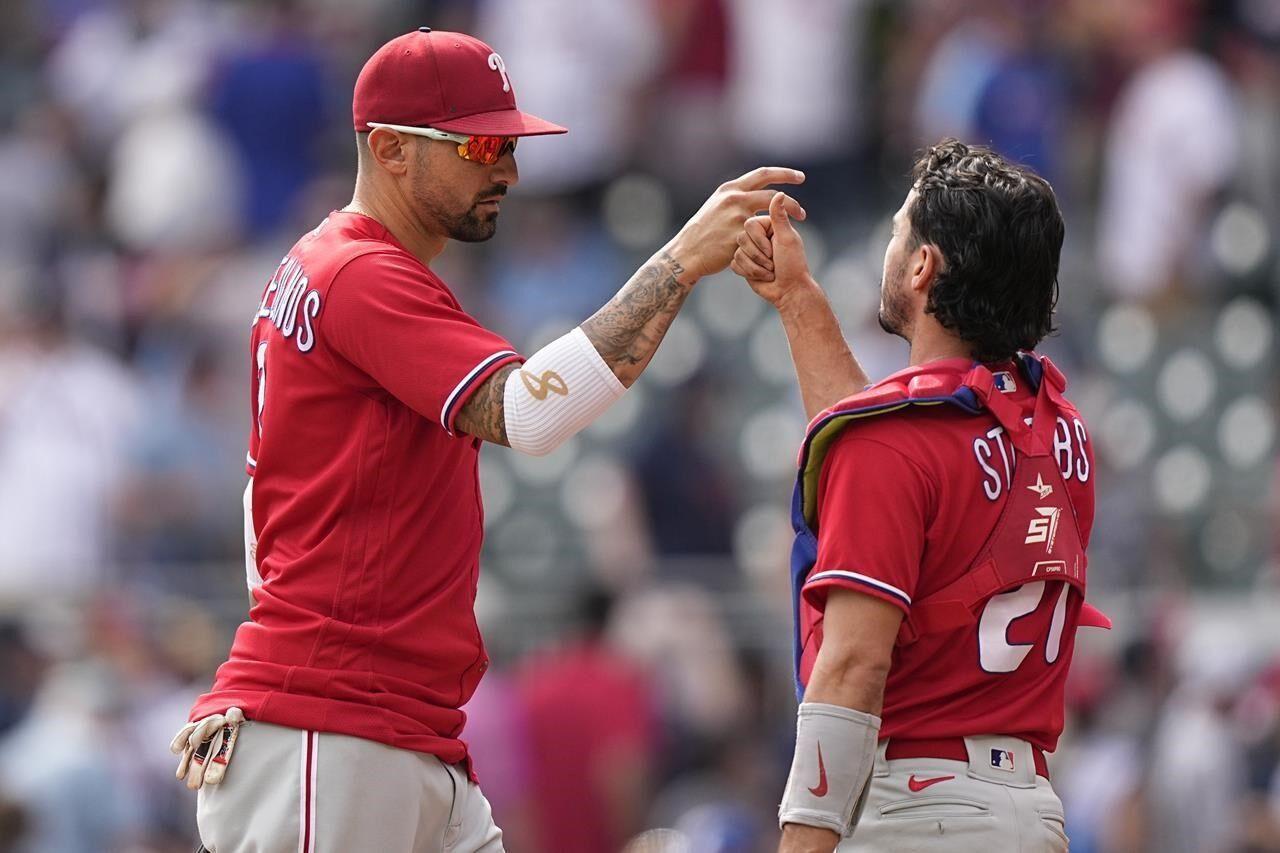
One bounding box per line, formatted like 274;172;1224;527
840;736;1069;852
196;720;503;852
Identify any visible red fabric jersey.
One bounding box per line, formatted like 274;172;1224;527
190;212;522;768
798;359;1094;753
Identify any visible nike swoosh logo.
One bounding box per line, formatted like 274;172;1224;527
808;742;828;797
907;774;955;792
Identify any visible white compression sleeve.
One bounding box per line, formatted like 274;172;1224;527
503;327;625;456
779;702;881;836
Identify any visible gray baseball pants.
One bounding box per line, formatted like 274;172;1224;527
196;720;503;852
840;736;1069;852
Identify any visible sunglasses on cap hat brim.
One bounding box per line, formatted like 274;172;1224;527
367;122;517;165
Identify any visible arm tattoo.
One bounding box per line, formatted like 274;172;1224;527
454;363;518;446
457;251;690;445
580;250;691;385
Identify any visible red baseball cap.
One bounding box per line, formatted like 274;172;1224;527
352;28;567;137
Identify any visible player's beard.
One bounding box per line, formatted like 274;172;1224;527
877;257;912;340
413;174;506;243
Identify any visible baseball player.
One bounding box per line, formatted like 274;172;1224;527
731;139;1111;852
169;28;805;853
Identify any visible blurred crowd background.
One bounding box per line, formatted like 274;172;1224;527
0;0;1279;851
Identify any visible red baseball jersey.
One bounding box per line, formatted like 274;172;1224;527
190;211;522;767
798;360;1094;753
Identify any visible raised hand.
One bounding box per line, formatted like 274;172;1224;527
730;194;868;419
732;192;815;308
666;167;806;283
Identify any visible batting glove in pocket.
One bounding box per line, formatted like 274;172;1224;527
170;707;244;789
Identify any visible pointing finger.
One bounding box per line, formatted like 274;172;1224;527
729;166;806;191
741;190;806;221
773;192;806;223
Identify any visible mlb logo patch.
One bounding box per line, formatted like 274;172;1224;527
992;371;1017;394
990;749;1016;772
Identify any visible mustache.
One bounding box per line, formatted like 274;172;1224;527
476;186;508;203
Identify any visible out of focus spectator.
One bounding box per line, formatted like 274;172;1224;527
912;2;1009;148
1096;0;1240;300
971;6;1067;181
632;373;738;556
207;1;331;238
645;0;733;197
45;0;228;150
725;0;870;217
0;282;140;601
1146;622;1258;853
116;341;243;564
612;585;751;753
104;105;242;253
0;660;146;852
461;577;538;852
0;106;77;273
475;0;661;193
485;198;626;337
517;588;659;853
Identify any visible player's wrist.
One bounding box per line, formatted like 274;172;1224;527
658;236;703;288
779;822;841;853
773;274;825;318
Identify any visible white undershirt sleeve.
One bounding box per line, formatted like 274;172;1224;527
243;478;262;591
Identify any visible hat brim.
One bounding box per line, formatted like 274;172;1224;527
431;108;567;137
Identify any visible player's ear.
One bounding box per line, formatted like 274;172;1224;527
366;127;411;176
911;243;943;296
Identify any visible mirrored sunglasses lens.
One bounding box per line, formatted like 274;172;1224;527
461;135;517;164
466;136;499;164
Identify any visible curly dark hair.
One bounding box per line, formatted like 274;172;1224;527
907;139;1064;362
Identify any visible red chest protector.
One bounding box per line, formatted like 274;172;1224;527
788;355;1110;696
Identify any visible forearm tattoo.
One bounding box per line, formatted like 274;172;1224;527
456;252;690;446
580;251;690;383
454;363;518;446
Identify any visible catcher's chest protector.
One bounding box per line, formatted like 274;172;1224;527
789;355;1109;697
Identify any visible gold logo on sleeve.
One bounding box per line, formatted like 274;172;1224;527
520;369;569;400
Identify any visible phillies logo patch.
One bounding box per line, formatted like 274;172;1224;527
520;369;568;400
487;52;511;92
990;749;1016;772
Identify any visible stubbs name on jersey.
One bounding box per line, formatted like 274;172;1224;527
255;254;322;352
972;415;1089;502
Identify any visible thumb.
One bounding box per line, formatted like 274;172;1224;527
769;192;801;242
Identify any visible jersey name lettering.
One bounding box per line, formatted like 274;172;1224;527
255;255;322;353
972;416;1090;501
